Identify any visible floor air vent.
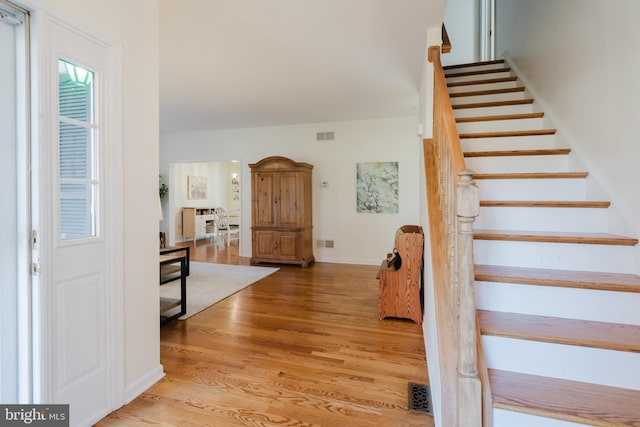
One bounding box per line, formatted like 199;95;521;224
408;382;433;415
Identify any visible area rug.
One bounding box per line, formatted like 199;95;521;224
160;262;278;320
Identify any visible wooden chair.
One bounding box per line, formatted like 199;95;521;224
214;207;239;246
378;225;424;324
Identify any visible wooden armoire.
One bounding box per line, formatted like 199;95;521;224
249;156;314;267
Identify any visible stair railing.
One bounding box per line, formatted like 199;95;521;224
425;45;484;426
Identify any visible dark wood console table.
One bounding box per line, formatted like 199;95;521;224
159;253;187;326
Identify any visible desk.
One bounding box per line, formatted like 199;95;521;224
159;253;187;326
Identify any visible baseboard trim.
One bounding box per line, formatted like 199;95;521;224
125;364;165;404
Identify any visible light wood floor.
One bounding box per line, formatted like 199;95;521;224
97;240;432;426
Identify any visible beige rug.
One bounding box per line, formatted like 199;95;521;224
160;262;278;320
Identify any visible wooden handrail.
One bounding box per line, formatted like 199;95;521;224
442;24;452;53
424;45;483;426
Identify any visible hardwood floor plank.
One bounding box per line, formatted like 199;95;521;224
97;242;432;426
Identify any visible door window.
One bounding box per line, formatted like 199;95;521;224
57;59;98;240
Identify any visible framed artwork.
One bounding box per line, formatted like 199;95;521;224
187;175;208;200
356;161;399;213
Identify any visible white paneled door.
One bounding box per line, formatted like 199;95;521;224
38;17;124;426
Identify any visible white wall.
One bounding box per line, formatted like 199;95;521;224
441;0;481;66
27;0;161;404
495;0;640;238
161;116;422;264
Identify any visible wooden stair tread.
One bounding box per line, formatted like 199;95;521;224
473;229;639;246
480;200;610;208
489;369;640;426
465;149;570;158
474;171;588;179
443;59;505;70
459;129;556;139
475;264;640;293
450;86;525;98
456;112;544;123
448;76;518;88
445;67;511;78
479;310;640;353
453;98;534;110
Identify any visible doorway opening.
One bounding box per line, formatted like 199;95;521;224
163;160;241;252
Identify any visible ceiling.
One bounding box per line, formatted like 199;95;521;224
159;0;445;133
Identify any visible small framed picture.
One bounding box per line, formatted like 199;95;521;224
187;175;207;200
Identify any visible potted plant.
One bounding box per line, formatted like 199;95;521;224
159;175;168;200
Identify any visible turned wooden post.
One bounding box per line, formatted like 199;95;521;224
456;169;482;426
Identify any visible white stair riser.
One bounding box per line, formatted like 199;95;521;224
475;206;608;233
482;336;640;390
451;91;527;105
457;117;545;133
467;155;569;174
476;282;640;325
474;240;637;273
454;103;534;118
477;178;586;201
444;63;507;75
446;70;513;84
462;134;558;151
493;409;591;427
448;80;520;94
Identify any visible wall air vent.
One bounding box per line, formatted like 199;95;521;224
316;239;334;248
316;131;335;141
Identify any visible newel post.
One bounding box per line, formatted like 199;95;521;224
456;169;482;426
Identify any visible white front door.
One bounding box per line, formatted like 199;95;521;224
36;17;123;426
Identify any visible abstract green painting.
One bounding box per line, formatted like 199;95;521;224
356;161;399;213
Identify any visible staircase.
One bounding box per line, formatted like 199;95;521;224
444;60;640;426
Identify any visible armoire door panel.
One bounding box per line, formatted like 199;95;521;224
278;172;299;228
254;230;276;258
278;233;298;260
255;173;275;227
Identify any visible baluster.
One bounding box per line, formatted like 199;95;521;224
456;169;481;426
